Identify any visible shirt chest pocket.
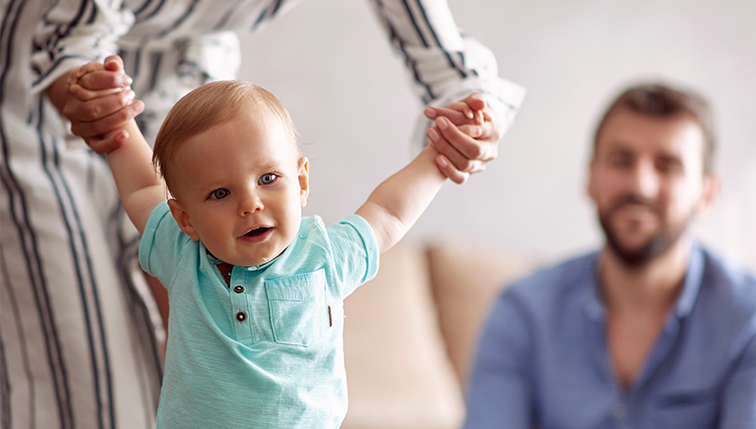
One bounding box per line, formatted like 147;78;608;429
265;269;328;347
653;387;718;428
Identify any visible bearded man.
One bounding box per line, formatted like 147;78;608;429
464;83;756;429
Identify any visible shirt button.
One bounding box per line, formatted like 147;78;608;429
233;285;244;294
236;312;246;322
224;271;231;279
613;402;627;420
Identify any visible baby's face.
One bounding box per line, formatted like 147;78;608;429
167;110;308;267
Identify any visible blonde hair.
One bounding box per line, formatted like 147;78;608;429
152;80;299;192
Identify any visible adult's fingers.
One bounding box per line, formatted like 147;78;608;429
64;89;136;122
424;105;476;126
458;93;491;125
69;83;126;101
69;99;144;139
476;118;504;145
103;55;124;72
425;94;492;127
75;70;133;94
427;118;486;174
451;107;501;143
85;129;129;155
434;154;470;185
435;117;496;168
67;62;103;86
457;123;483;139
459;93;487;112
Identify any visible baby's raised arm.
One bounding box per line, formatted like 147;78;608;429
67;59;165;235
355;142;447;254
355;97;489;253
103;120;166;235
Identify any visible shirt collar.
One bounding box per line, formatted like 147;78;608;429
581;243;705;322
580;252;605;322
673;243;704;318
203;245;287;272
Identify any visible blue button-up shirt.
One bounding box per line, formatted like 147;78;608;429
465;245;756;429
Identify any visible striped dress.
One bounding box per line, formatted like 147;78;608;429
0;1;525;428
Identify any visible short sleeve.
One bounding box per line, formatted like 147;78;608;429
325;214;380;298
138;201;190;291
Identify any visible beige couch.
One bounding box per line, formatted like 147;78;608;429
341;239;540;429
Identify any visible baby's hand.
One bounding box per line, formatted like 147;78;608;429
63;55;143;154
424;94;496;184
437;99;489;126
68;59;131;100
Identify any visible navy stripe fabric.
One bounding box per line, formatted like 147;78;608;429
401;0;429;47
49;0;90;57
86;1;98;24
53;141;116;429
251;1;274;31
32;54;97;88
154;0;199;38
132;48;143;83
213;0;244;30
35;94;107;428
148;52;162;92
136;0;168;23
31;98;76;429
1;1;73;427
133;0;158;17
270;0;284;17
0;333;10;428
0;251;37;429
373;0;434;102
413;0;467;78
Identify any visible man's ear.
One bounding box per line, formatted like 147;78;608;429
587;158;599;203
695;172;721;217
298;156;310;208
168;198;200;241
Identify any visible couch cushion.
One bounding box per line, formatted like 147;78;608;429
342;241;464;429
427;239;539;389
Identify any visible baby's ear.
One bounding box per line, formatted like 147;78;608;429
298;156;310;208
168;199;200;241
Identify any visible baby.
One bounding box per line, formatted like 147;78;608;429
68;57;478;428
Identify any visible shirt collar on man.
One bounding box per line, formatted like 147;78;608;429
580;243;705;323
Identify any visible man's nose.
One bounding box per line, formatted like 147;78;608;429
239;187;263;215
630;161;660;198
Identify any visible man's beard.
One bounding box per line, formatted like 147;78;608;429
598;194;691;268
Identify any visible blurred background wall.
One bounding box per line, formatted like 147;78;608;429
238;0;756;269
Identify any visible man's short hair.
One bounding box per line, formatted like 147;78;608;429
592;83;716;174
153;80;299;193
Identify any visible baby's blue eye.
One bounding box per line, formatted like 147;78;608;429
210;188;229;200
259;173;278;185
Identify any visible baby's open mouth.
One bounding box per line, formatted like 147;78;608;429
245;227;270;237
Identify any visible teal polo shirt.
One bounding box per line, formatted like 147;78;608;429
139;201;379;428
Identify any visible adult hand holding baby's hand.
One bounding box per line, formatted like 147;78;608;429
424;93;503;184
64;55;143;154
